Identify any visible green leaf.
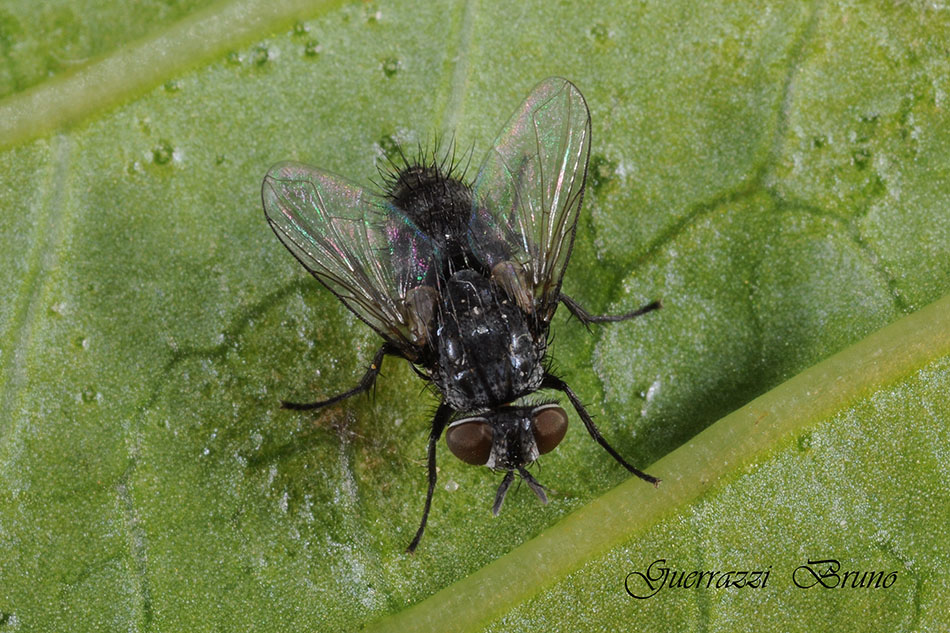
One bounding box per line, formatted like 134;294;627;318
369;296;950;632
1;1;948;631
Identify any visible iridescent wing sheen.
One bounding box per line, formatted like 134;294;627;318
470;77;592;321
262;161;437;355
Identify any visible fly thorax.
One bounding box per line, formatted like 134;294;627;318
434;270;543;410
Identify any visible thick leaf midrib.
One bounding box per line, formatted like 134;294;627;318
0;0;346;151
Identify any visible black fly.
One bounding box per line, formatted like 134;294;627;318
261;78;661;552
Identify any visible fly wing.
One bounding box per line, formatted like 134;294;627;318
262;161;437;355
470;77;592;321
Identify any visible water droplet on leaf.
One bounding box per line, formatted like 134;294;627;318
305;40;322;57
152;141;174;165
382;56;400;77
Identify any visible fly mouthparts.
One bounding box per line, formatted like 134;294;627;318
491;467;549;516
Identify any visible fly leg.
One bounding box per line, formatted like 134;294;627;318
281;343;397;410
559;293;661;330
407;402;453;553
541;373;660;486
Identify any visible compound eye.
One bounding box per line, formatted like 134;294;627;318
446;418;493;465
530;405;568;455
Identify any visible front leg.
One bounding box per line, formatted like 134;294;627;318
407;402;453;553
559;293;661;328
541;372;659;486
281;342;398;411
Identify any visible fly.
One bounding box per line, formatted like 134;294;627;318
261;77;661;552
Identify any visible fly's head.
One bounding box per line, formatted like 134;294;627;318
445;402;568;514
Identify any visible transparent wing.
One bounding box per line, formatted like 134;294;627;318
262;161;437;354
470;77;592;321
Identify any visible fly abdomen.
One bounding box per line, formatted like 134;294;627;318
387;165;471;249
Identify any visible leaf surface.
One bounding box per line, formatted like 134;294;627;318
0;1;948;631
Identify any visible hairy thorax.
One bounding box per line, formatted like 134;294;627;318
431;270;546;411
